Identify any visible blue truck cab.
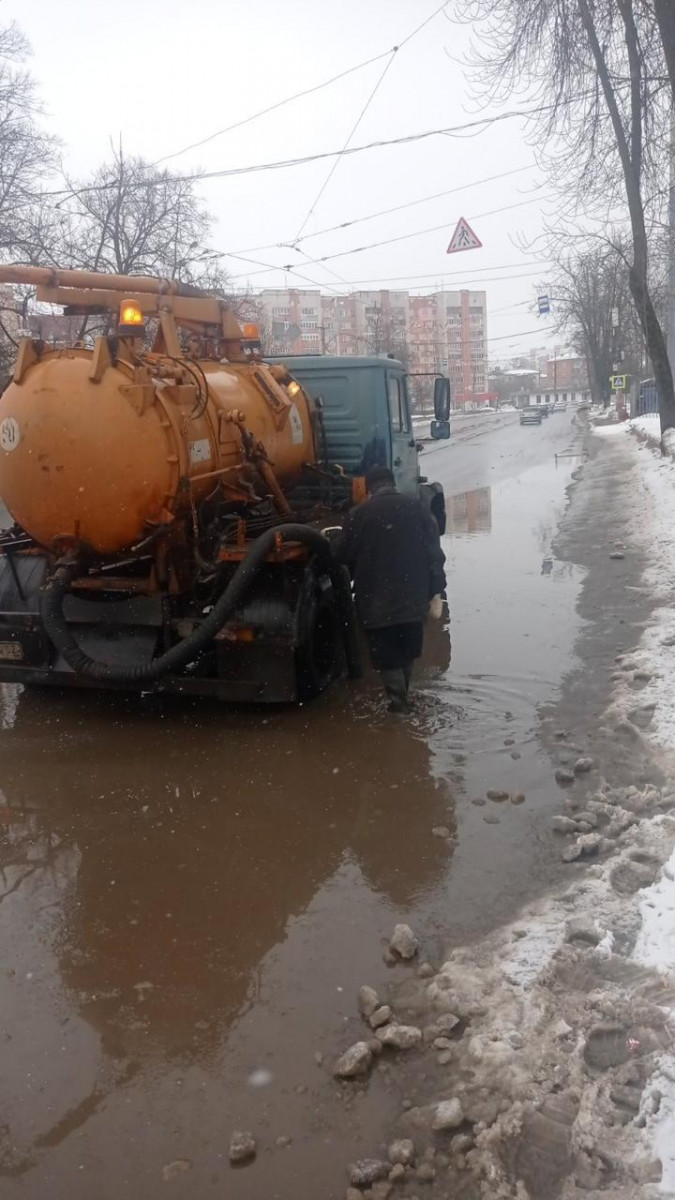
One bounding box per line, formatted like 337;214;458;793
266;354;447;532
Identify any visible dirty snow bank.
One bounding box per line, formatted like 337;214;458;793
336;788;675;1197
626;414;675;461
631;414;662;443
596;427;675;754
593;426;675;1194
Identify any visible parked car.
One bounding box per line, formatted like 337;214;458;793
520;407;543;425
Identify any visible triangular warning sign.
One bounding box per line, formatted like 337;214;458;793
447;217;482;254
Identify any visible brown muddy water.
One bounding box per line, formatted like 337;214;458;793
0;412;588;1198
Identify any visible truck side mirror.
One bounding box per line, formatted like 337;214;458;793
433;377;450;422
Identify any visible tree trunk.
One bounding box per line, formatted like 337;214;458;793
578;0;675;434
655;0;675;103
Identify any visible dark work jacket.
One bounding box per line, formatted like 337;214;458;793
332;487;447;629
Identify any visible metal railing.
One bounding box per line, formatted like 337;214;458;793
636;378;659;415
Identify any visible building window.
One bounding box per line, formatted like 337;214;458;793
545;393;550;403
562;392;567;401
300;307;316;316
300;321;317;329
536;394;541;402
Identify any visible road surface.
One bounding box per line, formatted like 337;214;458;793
0;409;589;1198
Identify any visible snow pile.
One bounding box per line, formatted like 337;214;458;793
634;849;675;970
592;425;675;1191
631;414;662;443
599;435;675;752
346;778;675;1197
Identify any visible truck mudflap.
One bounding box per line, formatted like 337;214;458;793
0;556;346;704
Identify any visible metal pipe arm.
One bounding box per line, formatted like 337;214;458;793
0;265;210;298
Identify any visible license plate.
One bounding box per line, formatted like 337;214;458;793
0;641;24;661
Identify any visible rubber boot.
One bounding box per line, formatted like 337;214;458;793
380;668;410;713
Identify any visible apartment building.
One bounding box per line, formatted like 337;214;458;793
409;290;487;402
255;286;489;405
258;288;324;354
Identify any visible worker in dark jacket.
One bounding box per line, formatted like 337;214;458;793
332;466;446;711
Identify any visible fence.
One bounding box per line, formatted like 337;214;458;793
636;378;659;416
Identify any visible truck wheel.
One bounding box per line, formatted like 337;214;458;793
431;492;446;536
420;482;446;536
295;578;343;702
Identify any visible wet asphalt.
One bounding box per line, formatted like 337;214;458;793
0;409;588;1198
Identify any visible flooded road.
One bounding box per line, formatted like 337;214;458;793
0;409;588;1198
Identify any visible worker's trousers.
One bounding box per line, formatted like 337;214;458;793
380;664;413;711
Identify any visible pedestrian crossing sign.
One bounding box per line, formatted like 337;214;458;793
447;217;482;254
610;374;627;390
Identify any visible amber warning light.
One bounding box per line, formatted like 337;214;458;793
241;322;261;356
118;299;145;337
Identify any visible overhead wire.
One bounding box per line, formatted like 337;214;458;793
227;268;553;298
292;51;398;245
323;261;552;285
224;194;552;281
153;1;450;169
152;49;396;166
225;164;535;256
38;94;592;201
291;0;450;245
486;325;554;343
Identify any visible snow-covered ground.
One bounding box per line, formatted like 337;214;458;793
591;423;675;1191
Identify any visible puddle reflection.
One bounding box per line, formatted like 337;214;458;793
447;487;492;537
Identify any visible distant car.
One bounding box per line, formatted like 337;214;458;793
520;407;543;425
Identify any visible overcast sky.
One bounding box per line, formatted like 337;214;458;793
7;0;561;361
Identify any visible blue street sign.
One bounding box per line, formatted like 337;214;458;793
538;294;550;315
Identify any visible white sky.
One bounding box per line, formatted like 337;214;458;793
8;0;562;361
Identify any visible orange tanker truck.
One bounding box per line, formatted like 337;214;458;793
0;267;448;702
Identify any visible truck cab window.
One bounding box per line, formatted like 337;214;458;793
400;378;411;434
388;376;403;432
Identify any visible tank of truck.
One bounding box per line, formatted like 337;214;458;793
0;348;315;555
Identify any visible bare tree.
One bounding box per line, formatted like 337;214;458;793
550;242;648;405
361;305;410;366
0;22;56;259
52;147;219;282
653;0;675;100
459;0;675;433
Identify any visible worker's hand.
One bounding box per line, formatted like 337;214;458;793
429;594;444;620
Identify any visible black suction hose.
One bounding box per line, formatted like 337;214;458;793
40;524;361;684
